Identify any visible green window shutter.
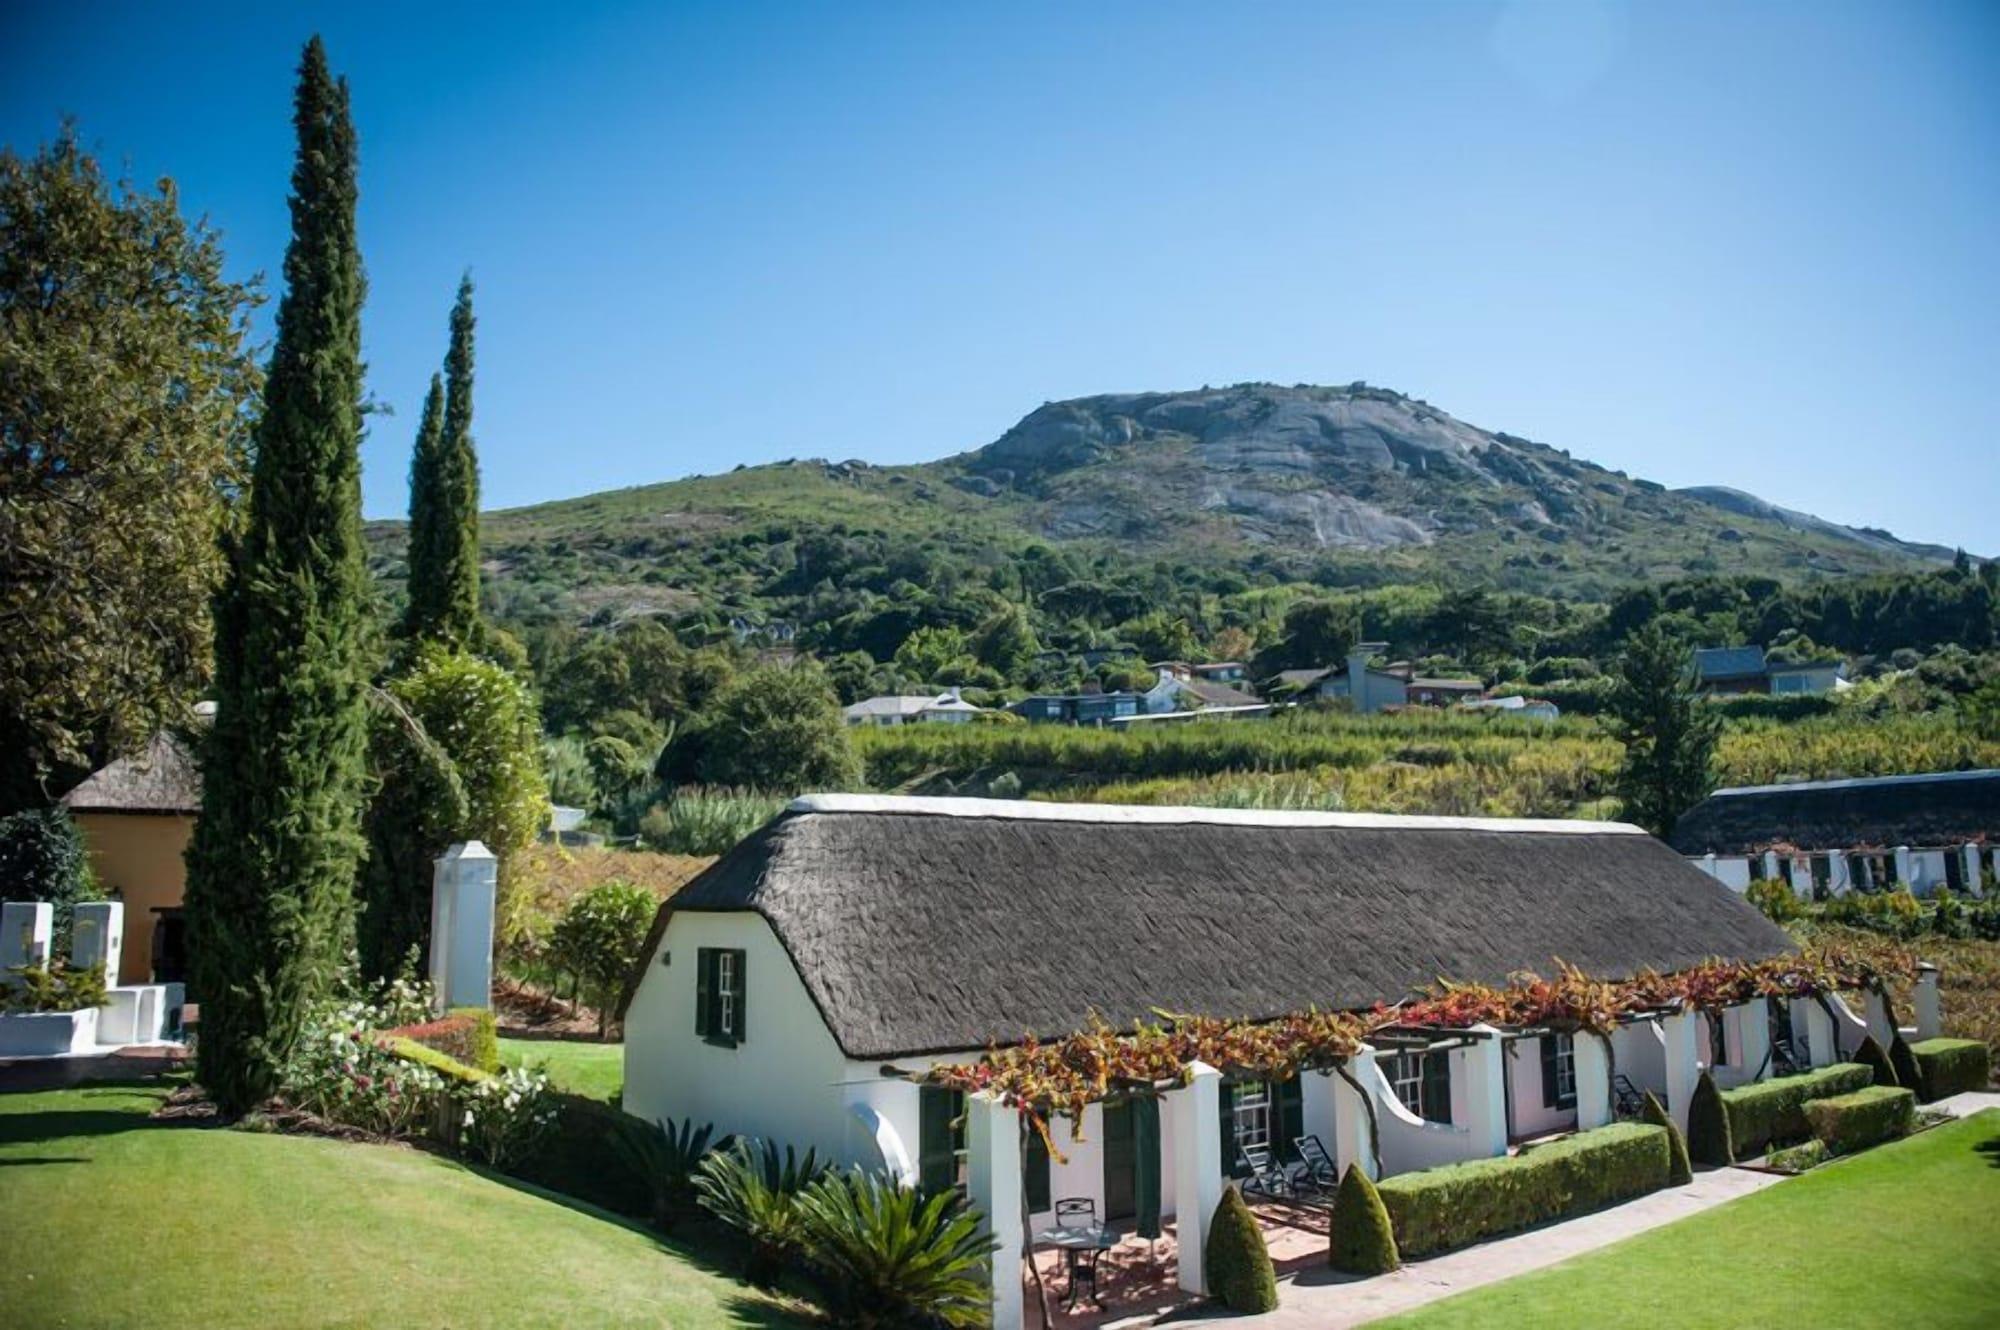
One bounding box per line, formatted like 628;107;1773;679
1133;1095;1162;1240
1540;1036;1560;1109
1219;1082;1245;1177
1422;1052;1453;1125
1025;1123;1051;1214
694;948;714;1039
919;1087;959;1195
728;948;747;1044
1277;1076;1304;1149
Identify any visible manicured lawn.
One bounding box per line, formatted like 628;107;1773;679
0;1081;802;1329
500;1036;623;1103
1382;1110;2000;1329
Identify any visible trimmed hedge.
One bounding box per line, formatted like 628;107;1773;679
1640;1091;1692;1185
1719;1063;1872;1158
1376;1123;1670;1258
1890;1033;1922;1097
1804;1085;1914;1155
1328;1165;1399;1275
510;1093;652;1217
383;1036;488;1085
1909;1038;1991;1103
1205;1184;1278;1312
1854;1034;1898;1089
1686;1072;1734;1166
381;1008;499;1073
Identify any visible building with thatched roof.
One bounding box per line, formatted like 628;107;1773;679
1672;769;2000;897
620;794;1790;1237
58;731;202;984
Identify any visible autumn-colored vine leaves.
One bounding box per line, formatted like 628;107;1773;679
917;946;1913;1136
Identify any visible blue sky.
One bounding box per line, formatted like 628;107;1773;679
4;1;1995;550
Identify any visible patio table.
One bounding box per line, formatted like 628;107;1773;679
1034;1224;1120;1310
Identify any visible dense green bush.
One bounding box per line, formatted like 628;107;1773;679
1719;1062;1872;1157
1376;1123;1670;1258
0;807;100;946
794;1171;995;1329
1686;1071;1734;1165
1205;1184;1278;1312
1640;1091;1692;1185
380;1007;499;1073
1908;1037;1991;1102
548;880;657;1035
1854;1034;1899;1088
1765;1139;1828;1174
1745;876;1805;924
511;1093;654;1217
610;1115;716;1232
694;1137;829;1287
0;962;107;1014
1328;1165;1399;1275
1804;1085;1914;1154
1890;1032;1922;1094
638;787;787;854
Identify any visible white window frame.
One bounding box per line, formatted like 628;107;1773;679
1232;1080;1272;1157
1388;1053;1425;1117
1552;1033;1577;1106
716;951;738;1040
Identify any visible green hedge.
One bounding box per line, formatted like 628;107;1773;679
1804;1086;1914;1155
1719;1063;1872;1157
1206;1184;1278;1312
379;1007;500;1073
509;1093;652;1218
1909;1038;1991;1103
1377;1123;1670;1258
382;1035;489;1085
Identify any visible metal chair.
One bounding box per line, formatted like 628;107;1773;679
1239;1143;1318;1200
1292;1133;1339;1187
1054;1197;1096;1228
1613;1074;1648;1118
1051;1198;1102;1309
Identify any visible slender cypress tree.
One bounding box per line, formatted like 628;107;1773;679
402;275;480;645
184;36;372;1115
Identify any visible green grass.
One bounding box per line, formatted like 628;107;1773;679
499;1037;624;1104
1380;1110;2000;1329
0;1081;801;1329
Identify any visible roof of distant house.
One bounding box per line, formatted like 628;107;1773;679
624;794;1791;1058
1670;769;2000;856
59;732;202;815
1693;645;1769;680
1176;677;1264;708
843;692;979;720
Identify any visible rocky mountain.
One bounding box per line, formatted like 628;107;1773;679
371;382;1955;625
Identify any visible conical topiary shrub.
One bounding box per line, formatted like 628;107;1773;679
1854;1034;1898;1088
1890;1032;1921;1094
1204;1183;1279;1313
1641;1090;1694;1185
1686;1070;1734;1166
1328;1164;1399;1275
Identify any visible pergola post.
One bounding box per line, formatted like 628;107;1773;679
1660;1008;1701;1129
0;901;52;985
1893;846;1914;891
1168;1061;1223;1296
966;1091;1023;1330
1574;1032;1613;1130
1863;988;1896;1046
1461;1025;1508;1159
1731;1001;1771;1084
1914;965;1942;1040
1792;997;1836;1068
69;900;124;981
1330;1048;1379;1178
1963;845;1985;899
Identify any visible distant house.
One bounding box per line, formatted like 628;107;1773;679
1406;677;1485;707
1460;695;1561;721
842;689;983;727
1672;769;2000;897
1192;661;1248;685
58;731;201;985
1271;643;1406;714
1145;664;1267;715
1008;691;1143;725
1693;646;1846;696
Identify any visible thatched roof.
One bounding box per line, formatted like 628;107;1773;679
624;794;1792;1060
1670;770;2000;857
59;732;201;815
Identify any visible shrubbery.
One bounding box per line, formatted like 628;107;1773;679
0;963;107;1015
1804;1085;1915;1154
1328;1165;1399;1275
1686;1071;1734;1165
1908;1037;1991;1102
1641;1090;1692;1185
1854;1034;1898;1088
381;1006;499;1073
548;880;656;1035
1376;1122;1670;1258
0;807;100;946
1765;1139;1828;1173
1719;1062;1872;1157
1205;1184;1279;1312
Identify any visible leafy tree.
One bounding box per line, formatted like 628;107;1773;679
1209;625;1256;665
1605;621;1719;837
542;733;599;812
184;38;375;1113
549;879;655;1036
892;625;971;685
403;276;481;646
1962;675;2000;742
1121;610;1202;664
969;602;1039;679
0;127;260;812
661;664;861;793
1256;599;1360;675
0;808;101;947
356;690;469;981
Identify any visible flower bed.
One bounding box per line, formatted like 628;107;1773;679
1376;1122;1671;1258
1907;1037;1990;1102
381;1007;499;1073
1720;1062;1873;1157
1805;1086;1915;1155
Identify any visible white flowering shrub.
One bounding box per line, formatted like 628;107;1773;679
282;1007;446;1139
454;1066;559;1169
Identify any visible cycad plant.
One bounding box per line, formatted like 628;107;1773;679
692;1138;826;1286
793;1171;997;1330
611;1116;714;1232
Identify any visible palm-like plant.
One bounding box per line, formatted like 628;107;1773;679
610;1116;714;1232
692;1138;826;1286
794;1171;997;1330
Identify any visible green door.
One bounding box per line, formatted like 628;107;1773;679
1102;1099;1136;1220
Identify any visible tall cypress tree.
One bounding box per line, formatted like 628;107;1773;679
402;275;480;645
184;36;372;1115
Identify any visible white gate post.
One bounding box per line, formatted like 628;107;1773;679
69;900;124;980
1461;1026;1509;1158
1792;997;1836;1069
430;841;497;1012
966;1092;1024;1330
1863;989;1896;1046
1574;1032;1613;1130
1732;1001;1771;1084
1893;846;1914;891
1168;1062;1223;1296
1330;1050;1379;1179
1914;965;1942;1040
1962;846;1984;899
1661;1008;1701;1130
0;901;52;985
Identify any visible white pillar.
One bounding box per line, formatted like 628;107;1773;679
1732;1001;1771;1083
1168;1062;1223;1296
1761;850;1781;882
1701;853;1718;881
1963;846;1984;899
1573;1032;1613;1129
1792;998;1836;1069
69;900;124;980
1330;1050;1379;1179
1661;1008;1701;1130
1914;966;1942;1040
430;841;497;1012
1460;1026;1509;1159
0;901;53;984
1894;846;1914;891
1863;989;1896;1047
966;1092;1023;1330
